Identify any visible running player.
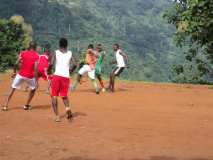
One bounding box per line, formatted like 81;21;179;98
23;45;42;92
108;44;128;92
95;44;106;92
2;41;39;111
24;44;52;93
71;44;100;94
37;44;52;93
48;38;76;122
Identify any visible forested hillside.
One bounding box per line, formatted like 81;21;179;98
0;0;182;81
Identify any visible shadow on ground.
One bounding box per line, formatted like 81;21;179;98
32;104;51;110
59;156;213;160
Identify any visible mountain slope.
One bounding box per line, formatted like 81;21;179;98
0;0;181;81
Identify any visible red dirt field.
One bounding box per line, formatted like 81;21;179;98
0;73;213;160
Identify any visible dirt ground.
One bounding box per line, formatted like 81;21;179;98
0;73;213;160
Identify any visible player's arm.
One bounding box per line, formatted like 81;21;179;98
12;59;19;78
69;57;77;74
48;52;53;64
48;51;56;75
119;50;129;67
110;60;116;65
102;47;106;59
109;53;116;65
12;54;21;78
88;49;99;58
34;61;38;80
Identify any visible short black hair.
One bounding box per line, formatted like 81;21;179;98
88;44;94;49
114;43;119;49
59;38;68;48
45;43;51;50
29;41;37;50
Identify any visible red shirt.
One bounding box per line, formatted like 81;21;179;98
85;49;97;69
18;50;39;79
37;52;49;72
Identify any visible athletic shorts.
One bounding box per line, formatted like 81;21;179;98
78;64;95;80
51;75;70;97
12;74;37;90
112;67;125;76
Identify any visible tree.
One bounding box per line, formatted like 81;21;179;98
164;0;213;83
0;15;32;72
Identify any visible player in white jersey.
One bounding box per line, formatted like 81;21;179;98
108;44;128;92
48;38;76;122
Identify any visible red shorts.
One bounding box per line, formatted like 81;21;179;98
51;75;70;97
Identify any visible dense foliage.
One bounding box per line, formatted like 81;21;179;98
0;0;181;81
0;16;32;72
164;0;213;83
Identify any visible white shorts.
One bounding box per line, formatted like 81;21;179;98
12;74;37;90
78;65;95;80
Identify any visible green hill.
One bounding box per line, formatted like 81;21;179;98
0;0;182;82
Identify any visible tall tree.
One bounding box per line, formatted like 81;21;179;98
164;0;213;83
0;16;32;71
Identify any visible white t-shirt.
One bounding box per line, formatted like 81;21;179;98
54;50;72;78
116;49;126;67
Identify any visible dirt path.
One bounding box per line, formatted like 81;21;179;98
0;73;213;160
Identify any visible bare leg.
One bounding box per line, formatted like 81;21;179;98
62;97;72;120
25;89;36;106
46;80;51;94
111;74;116;92
71;74;82;91
2;88;16;110
97;75;105;90
51;96;60;122
108;73;113;91
91;79;99;94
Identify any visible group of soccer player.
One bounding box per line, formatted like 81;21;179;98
1;38;128;122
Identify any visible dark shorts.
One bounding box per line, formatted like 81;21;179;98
112;67;125;76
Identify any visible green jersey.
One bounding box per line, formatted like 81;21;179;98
95;52;104;75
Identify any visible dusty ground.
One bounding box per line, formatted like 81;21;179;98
0;73;213;160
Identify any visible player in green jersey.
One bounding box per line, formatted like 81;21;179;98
95;44;106;92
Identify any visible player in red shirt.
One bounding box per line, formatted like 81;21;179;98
37;44;52;93
2;41;39;111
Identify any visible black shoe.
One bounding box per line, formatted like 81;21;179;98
1;106;8;111
96;91;100;95
66;110;73;120
23;105;31;110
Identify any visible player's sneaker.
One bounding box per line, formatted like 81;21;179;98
96;88;100;95
55;116;61;122
102;88;106;92
1;106;8;111
66;109;73;120
23;105;32;110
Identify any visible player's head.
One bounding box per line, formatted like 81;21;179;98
113;43;119;51
88;44;94;49
59;38;68;49
29;41;37;50
96;43;102;52
44;43;51;52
